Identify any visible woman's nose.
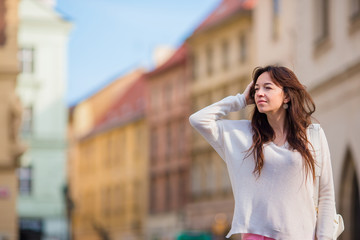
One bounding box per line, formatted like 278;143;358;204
256;89;264;97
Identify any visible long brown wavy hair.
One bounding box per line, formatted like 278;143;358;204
247;65;316;180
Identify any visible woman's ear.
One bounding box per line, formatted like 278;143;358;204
284;93;290;103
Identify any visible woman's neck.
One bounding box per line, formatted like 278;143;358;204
266;109;287;138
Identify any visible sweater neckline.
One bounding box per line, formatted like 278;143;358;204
270;141;289;149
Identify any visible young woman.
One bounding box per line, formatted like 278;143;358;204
189;66;337;240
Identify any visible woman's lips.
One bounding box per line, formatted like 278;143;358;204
257;100;266;104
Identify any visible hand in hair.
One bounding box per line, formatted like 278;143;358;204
243;81;254;105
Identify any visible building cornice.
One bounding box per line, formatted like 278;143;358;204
20;19;72;32
22;136;67;149
0;69;19;79
309;58;360;96
80;113;146;141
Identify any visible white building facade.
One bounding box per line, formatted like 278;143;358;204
253;1;360;239
295;1;360;239
16;0;72;239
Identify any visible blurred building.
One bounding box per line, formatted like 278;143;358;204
67;69;146;240
251;0;296;67
63;0;359;240
247;0;360;239
185;0;255;238
0;0;26;239
70;69;145;139
15;0;72;239
293;1;360;239
145;44;191;240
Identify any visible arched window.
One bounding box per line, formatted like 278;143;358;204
340;149;360;240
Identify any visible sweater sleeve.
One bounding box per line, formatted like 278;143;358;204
316;127;336;240
188;93;247;161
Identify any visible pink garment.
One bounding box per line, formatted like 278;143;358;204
242;233;275;240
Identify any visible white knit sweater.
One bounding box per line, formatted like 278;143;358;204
189;93;336;240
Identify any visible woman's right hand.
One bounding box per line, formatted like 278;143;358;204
243;81;254;105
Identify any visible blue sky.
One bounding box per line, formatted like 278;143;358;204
55;0;221;106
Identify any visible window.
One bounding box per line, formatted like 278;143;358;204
222;39;229;70
0;0;6;46
108;136;113;167
18;166;32;196
191;159;202;198
18;48;35;74
272;0;280;40
178;170;187;206
114;134;121;166
349;0;360;34
132;180;141;214
150;178;157;213
134;127;142;161
206;46;213;76
165;174;171;211
151;88;159;112
22;106;33;135
206;157;216;195
177;76;184;98
88;191;95;218
314;0;330;43
178;121;185;155
164;83;172;108
350;0;360;20
239;33;247;63
115;185;122;214
102;187;111;216
85;142;95;171
150;128;158;160
120;184;126;215
166;124;172;158
191;54;198;81
119;133;126;167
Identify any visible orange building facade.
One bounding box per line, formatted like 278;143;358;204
0;0;26;239
185;0;255;238
146;45;192;240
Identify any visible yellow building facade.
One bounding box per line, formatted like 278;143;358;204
68;73;148;240
73;119;148;240
185;0;255;235
0;0;25;239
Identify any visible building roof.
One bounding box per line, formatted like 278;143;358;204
146;44;187;78
194;0;256;34
84;75;147;138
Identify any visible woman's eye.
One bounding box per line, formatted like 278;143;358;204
266;87;272;90
254;88;259;91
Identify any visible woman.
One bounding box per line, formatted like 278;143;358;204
189;66;336;240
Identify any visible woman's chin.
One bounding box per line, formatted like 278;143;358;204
257;107;267;114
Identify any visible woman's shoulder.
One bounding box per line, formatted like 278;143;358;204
307;123;322;132
307;123;326;143
308;123;321;128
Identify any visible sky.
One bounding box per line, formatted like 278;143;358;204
55;0;221;106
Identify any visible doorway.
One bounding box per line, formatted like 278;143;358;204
339;149;360;240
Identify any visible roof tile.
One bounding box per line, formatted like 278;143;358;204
194;0;256;33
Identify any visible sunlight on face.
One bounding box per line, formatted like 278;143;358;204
254;72;286;114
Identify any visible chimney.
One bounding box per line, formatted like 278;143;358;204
38;0;56;8
152;45;175;67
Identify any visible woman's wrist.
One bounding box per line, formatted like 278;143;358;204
234;93;247;110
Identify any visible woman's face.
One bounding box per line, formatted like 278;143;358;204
254;72;287;114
